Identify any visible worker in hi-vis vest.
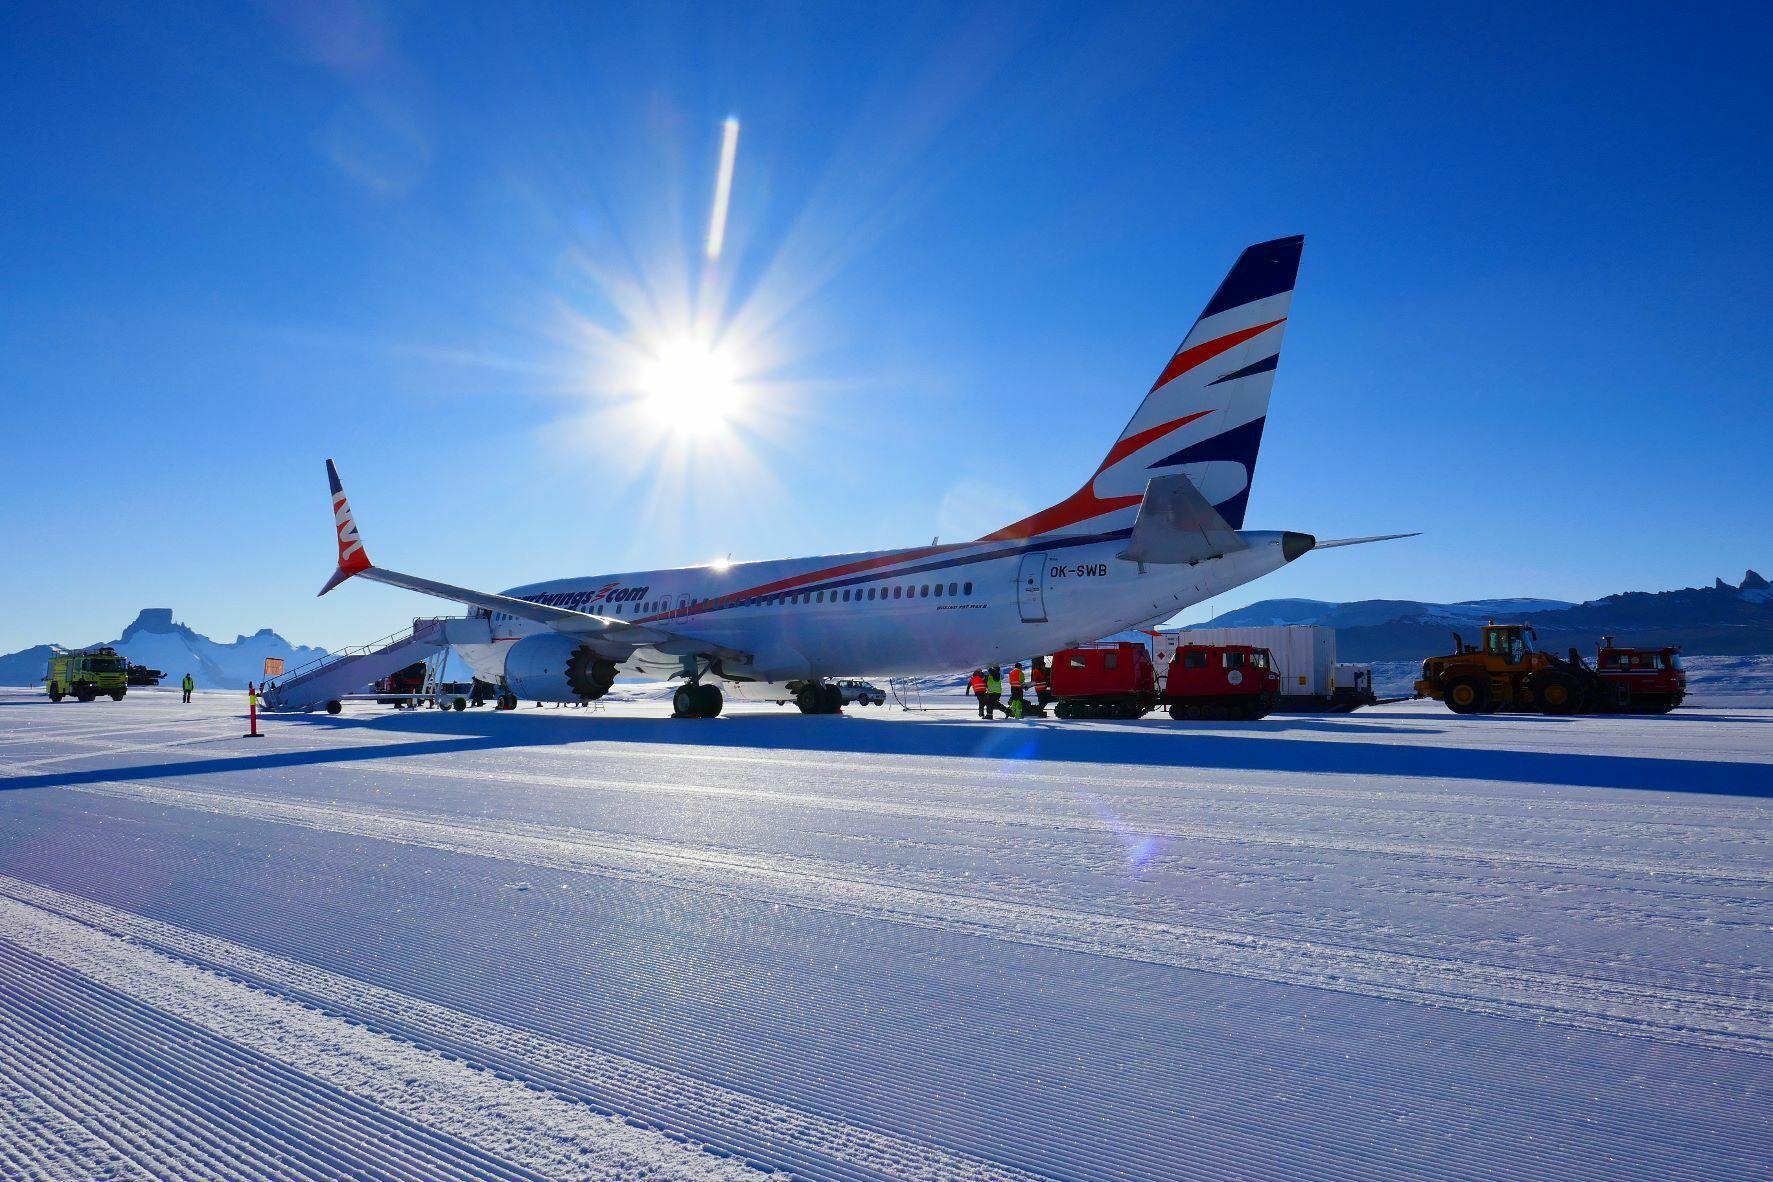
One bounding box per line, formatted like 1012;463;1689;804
1007;663;1027;717
180;673;194;704
984;668;1009;719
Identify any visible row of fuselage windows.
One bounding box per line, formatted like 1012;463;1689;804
492;580;976;623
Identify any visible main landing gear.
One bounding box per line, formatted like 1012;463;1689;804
794;683;844;715
673;682;724;719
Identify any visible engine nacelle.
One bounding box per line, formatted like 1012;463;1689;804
502;633;618;701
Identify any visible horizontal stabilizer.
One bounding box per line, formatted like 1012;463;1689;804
1116;474;1250;565
1315;532;1421;549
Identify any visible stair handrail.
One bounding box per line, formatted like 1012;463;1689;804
272;616;466;686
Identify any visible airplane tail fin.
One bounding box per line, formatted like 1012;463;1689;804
982;235;1302;541
319;459;373;596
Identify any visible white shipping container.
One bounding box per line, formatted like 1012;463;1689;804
1335;663;1372;696
1169;625;1338;698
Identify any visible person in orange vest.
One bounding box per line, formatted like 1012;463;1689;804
1030;657;1051;714
1007;662;1027;717
967;669;988;717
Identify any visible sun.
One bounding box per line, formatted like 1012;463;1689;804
634;340;743;433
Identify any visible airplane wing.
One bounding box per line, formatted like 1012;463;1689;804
316;460;749;662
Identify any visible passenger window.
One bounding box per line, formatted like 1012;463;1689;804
948;582;957;596
893;587;902;599
920;585;929;598
816;591;824;603
867;587;876;600
963;581;973;595
933;583;944;597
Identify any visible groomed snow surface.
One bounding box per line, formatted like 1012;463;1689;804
1;687;1769;1181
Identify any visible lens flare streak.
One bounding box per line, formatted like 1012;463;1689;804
705;116;740;261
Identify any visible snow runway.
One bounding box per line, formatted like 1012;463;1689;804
1;688;1770;1180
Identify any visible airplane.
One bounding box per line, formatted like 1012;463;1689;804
316;234;1410;717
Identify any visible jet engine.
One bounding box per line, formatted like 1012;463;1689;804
502;633;618;701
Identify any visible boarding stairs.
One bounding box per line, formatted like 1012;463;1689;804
261;615;492;713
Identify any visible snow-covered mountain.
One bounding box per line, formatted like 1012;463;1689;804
1196;570;1773;661
0;609;327;690
1202;597;1577;629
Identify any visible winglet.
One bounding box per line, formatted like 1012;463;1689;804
319;459;373;596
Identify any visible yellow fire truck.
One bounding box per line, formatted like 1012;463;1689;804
45;647;130;702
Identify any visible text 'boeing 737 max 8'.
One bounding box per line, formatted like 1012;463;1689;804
281;235;1412;717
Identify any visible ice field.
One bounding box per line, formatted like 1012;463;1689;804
1;686;1770;1181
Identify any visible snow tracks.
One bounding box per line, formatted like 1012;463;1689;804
68;779;1773;1057
0;875;1041;1182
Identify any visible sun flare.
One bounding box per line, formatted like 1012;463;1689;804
634;339;743;433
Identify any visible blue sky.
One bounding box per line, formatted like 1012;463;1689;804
3;1;1769;652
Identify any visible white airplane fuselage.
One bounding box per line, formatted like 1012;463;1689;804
455;530;1308;700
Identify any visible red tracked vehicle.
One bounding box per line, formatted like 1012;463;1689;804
1048;642;1159;719
1161;642;1281;720
1047;640;1280;721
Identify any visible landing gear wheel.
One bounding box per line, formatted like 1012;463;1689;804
674;685;699;717
796;685;822;714
325;700;342;715
452;698;467;712
695;684;723;718
1443;676;1489;715
821;684;843;713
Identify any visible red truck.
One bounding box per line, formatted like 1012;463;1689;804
1047;641;1281;721
1594;639;1686;714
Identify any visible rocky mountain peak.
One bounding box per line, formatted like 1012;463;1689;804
120;608;183;639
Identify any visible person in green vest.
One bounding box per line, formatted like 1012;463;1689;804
180;673;194;704
983;667;1009;719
